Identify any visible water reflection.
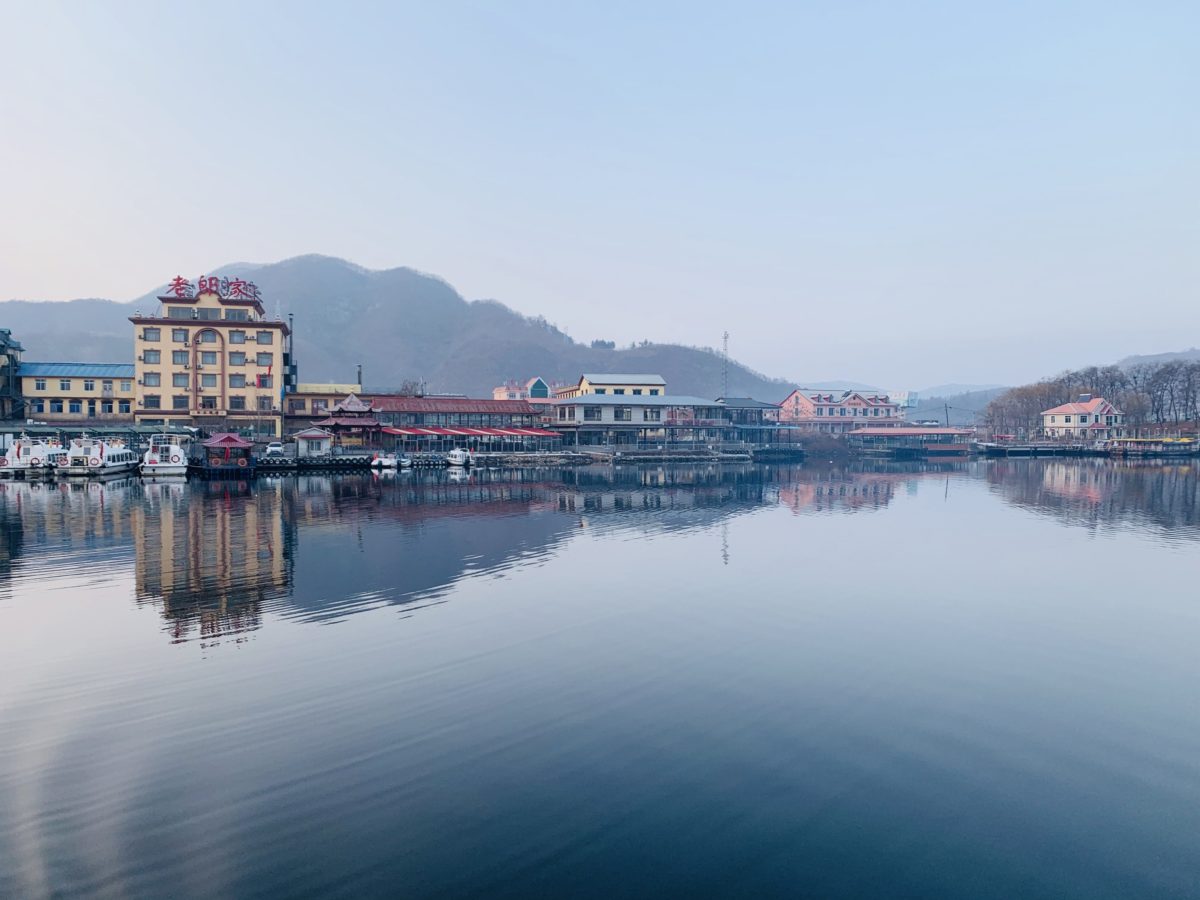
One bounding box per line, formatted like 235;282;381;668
2;461;1197;647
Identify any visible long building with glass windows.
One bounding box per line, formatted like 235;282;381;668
17;361;136;423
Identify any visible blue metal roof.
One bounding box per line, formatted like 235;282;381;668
18;361;135;378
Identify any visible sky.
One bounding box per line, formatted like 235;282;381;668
1;1;1196;389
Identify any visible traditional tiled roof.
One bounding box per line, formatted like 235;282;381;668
19;361;135;378
202;432;253;448
367;396;536;414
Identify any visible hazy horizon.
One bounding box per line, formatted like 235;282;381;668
2;2;1196;388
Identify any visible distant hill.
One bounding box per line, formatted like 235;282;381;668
2;255;801;399
908;387;1008;426
1117;348;1200;367
917;382;1006;398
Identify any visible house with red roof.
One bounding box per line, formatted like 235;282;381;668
778;389;902;434
1041;394;1125;440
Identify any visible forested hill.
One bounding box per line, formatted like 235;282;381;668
2;255;799;400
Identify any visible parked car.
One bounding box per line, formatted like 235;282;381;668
264;442;285;457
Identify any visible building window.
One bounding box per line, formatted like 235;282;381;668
199;396;217;410
258;396;273;411
224;309;249;321
143;327;160;341
34;378;46;391
816;408;824;416
200;351;218;366
50;399;63;414
289;399;306;412
172;328;189;343
143;395;162;409
142;350;160;364
1078;415;1088;424
312;400;328;413
613;389;625;395
1064;416;1072;424
102;380;113;393
257;375;273;389
143;372;161;387
584;406;602;421
650;389;660;396
172;373;189;387
172;350;188;365
101;401;113;414
229;352;246;366
167;307;193;319
201;374;217;388
230;330;246;344
198;331;216;343
230;374;246;388
643;408;661;421
31;400;44;413
69;400;82;414
256;331;273;344
118;400;131;414
172;395;189;410
229;396;246;410
594;388;607;395
256;353;272;367
59;379;71;391
614;407;632;421
633;389;643;395
196;308;221;321
121;380;131;392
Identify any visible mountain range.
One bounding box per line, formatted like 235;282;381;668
2;255;816;400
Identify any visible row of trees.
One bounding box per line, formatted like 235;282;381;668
985;361;1200;434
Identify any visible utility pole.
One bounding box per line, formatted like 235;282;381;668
722;331;729;400
944;403;950;427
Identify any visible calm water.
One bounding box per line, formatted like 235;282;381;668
1;461;1198;899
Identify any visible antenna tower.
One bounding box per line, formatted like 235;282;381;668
722;331;730;399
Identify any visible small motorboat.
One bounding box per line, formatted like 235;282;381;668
369;452;399;469
446;448;473;467
61;435;140;478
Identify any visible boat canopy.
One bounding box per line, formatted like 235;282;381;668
202;432;253;448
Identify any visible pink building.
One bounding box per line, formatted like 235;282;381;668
778;389;903;434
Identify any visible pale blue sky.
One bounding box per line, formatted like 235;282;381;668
1;1;1196;387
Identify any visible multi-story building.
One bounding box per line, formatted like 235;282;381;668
0;329;23;420
551;394;727;447
18;362;136;422
1041;395;1124;440
778;389;902;434
554;374;666;400
129;275;293;436
284;383;362;426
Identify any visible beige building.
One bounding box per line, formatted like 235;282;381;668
554;373;666;399
129;276;291;436
1041;395;1124;440
19;362;135;422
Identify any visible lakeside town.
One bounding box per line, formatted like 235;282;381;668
0;275;1197;478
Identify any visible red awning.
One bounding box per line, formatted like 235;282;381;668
381;426;560;438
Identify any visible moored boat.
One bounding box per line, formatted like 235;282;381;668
0;435;66;478
61;436;140;477
446;448;473;467
141;434;190;477
1106;437;1199;458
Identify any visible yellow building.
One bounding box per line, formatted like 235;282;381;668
19;362;136;422
554;373;666;399
129;275;291;436
286;382;362;420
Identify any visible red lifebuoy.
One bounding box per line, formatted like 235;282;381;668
171;455;181;463
30;457;40;466
89;457;100;467
0;458;7;467
237;458;248;467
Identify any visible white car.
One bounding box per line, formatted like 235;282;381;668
264;442;285;457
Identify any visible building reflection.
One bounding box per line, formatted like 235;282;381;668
130;479;295;645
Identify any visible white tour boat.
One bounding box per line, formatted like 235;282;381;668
446;448;473;467
61;436;140;478
0;436;67;478
141;434;190;477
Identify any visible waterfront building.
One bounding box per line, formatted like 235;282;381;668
293;427;335;457
129;275;293;437
716;397;795;445
778;389;902;434
368;395;543;429
492;376;553;401
847;426;973;459
554;374;666;400
312;393;382;447
551;394;727;447
286;382;362;421
17;362;136;423
1041;395;1124;440
0;330;23;420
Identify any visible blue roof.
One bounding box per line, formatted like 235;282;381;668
19;361;135;378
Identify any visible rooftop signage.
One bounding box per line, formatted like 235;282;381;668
165;275;263;301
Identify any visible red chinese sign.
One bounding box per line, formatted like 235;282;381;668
165;275;262;302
